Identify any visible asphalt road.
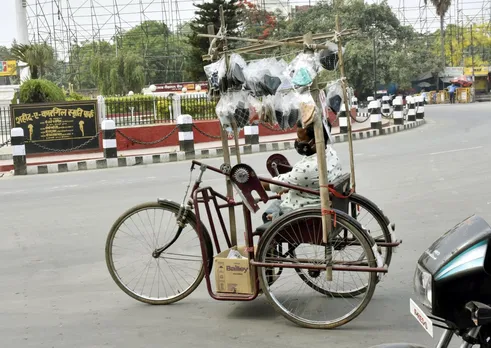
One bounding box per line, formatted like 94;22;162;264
2;102;491;348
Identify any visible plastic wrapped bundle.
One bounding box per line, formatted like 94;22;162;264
325;81;344;114
227;54;247;90
215;91;251;130
243;58;289;97
204;57;227;93
288;53;321;88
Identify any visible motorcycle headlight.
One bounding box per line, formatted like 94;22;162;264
413;264;433;309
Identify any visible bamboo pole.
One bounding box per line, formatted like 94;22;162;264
198;30;358;60
207;21;238;247
218;6;242;165
304;32;333;281
335;16;357;193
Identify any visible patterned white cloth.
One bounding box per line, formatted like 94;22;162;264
269;146;343;214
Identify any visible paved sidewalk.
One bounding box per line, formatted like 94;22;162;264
0;118;425;176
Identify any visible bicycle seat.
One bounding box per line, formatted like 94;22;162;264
266;154;292;177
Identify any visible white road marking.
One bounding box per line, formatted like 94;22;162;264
428;146;483;156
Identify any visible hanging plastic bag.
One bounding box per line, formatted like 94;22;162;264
324;80;344;114
294;92;317;127
204;56;227;92
288;53;320;88
215;93;235;128
227;53;247;89
260;95;276;125
318;41;344;71
243;58;285;96
247;95;261;124
216;91;251;129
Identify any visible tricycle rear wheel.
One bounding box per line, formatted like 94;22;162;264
256;208;378;329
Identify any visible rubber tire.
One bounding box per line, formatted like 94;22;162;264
256;208;378;329
105;200;213;305
349;193;393;267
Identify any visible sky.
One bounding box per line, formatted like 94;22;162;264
0;0;489;49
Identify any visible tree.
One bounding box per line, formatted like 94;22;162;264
441;23;491;67
237;0;279;40
10;42;55;79
430;0;452;68
186;0;242;81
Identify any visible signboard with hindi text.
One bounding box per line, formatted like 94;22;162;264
463;67;489;76
0;60;17;76
10;100;99;154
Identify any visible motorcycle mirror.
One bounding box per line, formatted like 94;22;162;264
465;301;491;326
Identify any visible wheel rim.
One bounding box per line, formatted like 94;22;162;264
259;212;376;326
350;201;390;264
107;205;203;303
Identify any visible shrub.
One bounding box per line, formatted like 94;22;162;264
19;79;66;104
66;91;89;101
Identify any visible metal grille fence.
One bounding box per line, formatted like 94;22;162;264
0;107;11;145
104;94;218;127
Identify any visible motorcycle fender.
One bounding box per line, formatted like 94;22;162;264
368;344;427;348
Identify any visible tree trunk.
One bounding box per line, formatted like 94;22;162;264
31;65;39;79
440;15;445;90
440;15;445;68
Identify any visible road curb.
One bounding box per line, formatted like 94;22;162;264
9;119;425;176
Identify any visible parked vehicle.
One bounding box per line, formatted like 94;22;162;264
370;214;491;348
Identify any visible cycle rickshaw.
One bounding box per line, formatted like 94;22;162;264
105;153;401;329
105;20;401;330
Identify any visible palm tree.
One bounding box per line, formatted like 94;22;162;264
10;42;55;79
429;0;451;68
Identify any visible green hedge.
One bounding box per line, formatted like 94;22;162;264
19;79;66;104
105;94;218;121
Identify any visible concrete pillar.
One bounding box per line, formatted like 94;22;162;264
177;114;194;152
339;102;348;134
393;96;404;125
351;96;358;113
407;97;416;122
101;119;117;158
416;95;425;119
11;127;26;175
244;124;259;145
368;100;382;130
381;95;391;115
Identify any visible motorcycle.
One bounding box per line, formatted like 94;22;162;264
370;214;491;348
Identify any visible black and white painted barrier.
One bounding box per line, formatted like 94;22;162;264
11;127;27;175
381;96;391;115
407;96;417;122
339;103;348;134
244;124;259;145
177;114;194;152
351;96;358;113
101;120;117;158
368;100;382;130
416;96;425;119
393;96;404;125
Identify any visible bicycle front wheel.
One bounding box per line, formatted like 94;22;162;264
105;201;213;305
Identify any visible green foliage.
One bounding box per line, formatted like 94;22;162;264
19;79;66;103
66;91;90;101
10;42;55;79
186;0;242;81
180;96;218;119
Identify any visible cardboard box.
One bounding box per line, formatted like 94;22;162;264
214;246;256;295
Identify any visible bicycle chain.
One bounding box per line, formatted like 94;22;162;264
27;131;102;153
191;124;221;139
116;126;178;145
